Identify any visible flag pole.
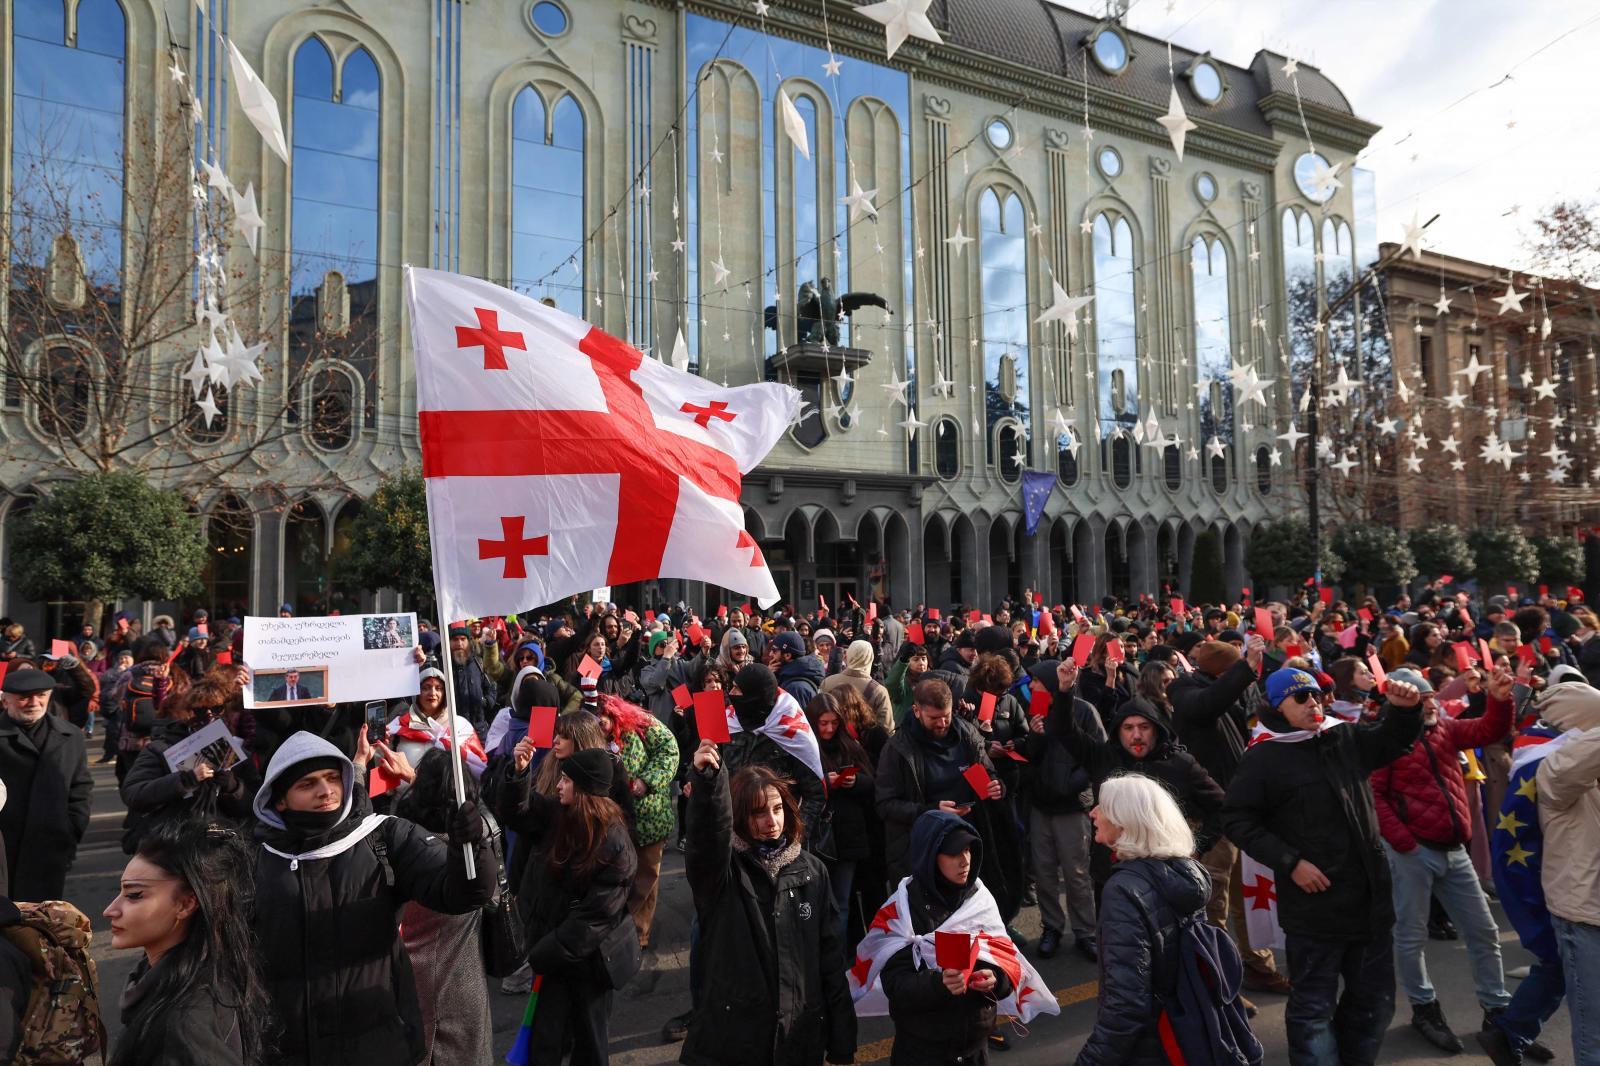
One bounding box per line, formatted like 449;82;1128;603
406;263;477;881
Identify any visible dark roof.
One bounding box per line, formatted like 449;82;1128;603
922;0;1358;136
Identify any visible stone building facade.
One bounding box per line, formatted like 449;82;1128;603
0;0;1383;630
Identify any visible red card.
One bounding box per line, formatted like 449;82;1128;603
935;930;974;971
1037;612;1056;637
1480;640;1495;668
962;763;992;799
1105;638;1125;664
1318;587;1334;606
1516;644;1538;667
1366;653;1387;691
50;639;73;658
1254;607;1274;637
967;610;981;624
981;614;992;625
906;622;925;644
369;765;403;798
0;662;8;689
978;692;997;722
1539;584;1549;598
1070;604;1087;623
1439;574;1453;585
1507;585;1519;600
717;604;729;619
868;602;878;623
1028;688;1053;718
1540;635;1554;655
215;650;233;665
1357;608;1373;623
819;593;828;610
116;617;130;631
1033;592;1044;606
671;684;692;710
927;608;941;620
1452;642;1475;673
837;766;859;785
1240;586;1252;601
686;623;706;647
624;609;640;625
528;706;558;748
693;690;731;743
578;654;602;679
1002;748;1029;762
1071;633;1095;667
1170;597;1186;616
645;610;656;622
741;602;754;616
196;622;209;637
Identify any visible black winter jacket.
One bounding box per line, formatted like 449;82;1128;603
879;810;1014;1064
1169;659;1258;788
1221;701;1423;941
934;646;972;680
681;762;856;1066
0;711;92;902
119;717;256;853
817;734;878;862
1074;857;1212;1065
115;953;244;1065
1022;691;1104;815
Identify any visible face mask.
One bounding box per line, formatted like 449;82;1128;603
278;807;343;836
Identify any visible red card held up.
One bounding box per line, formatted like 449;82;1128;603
962;763;992;800
686;623;706;647
166;645;182;665
927;608;941;620
215;650;233;666
1516;644;1538;667
977;692;997;722
527;706;558;748
645;610;656;622
1105;638;1125;664
967;610;981;624
671;684;693;710
1033;592;1044;606
1071;633;1095;667
1170;597;1186;616
1318;587;1335;606
1452;642;1475;673
693;690;731;743
1028;688;1053;718
1540;636;1554;656
1366;653;1387;692
578;654;603;679
196;622;209;637
935;930;973;972
717;604;729;619
0;662;8;689
906;622;925;644
1002;748;1029;762
50;639;74;658
1254;607;1275;637
1357;607;1373;624
1480;639;1495;669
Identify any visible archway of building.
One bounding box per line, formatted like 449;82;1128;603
1156;522;1180;597
1224;522;1247;600
874;509;913;610
1104;523;1131;602
923;513;953;611
948;513;979;609
1073;520;1098;605
987;516;1021;607
188;494;253;620
1046;517;1075;607
812;510;859;611
1127;519;1152;599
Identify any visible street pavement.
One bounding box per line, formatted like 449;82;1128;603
70;759;1571;1063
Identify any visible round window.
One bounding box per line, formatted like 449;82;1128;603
1195;172;1217;203
530;1;568;35
986;119;1013;151
1091;30;1128;74
1189;61;1223;104
1097;146;1122;180
1294;151;1336;204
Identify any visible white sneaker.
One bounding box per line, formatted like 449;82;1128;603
1507;965;1531;980
500;962;533;995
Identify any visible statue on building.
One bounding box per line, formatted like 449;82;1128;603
763;277;892;346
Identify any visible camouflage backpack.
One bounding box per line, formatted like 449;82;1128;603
1;900;106;1065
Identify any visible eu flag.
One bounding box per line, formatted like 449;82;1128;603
1020;469;1054;536
1490;726;1570;962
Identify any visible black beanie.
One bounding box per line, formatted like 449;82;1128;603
730;663;780;730
560;748;614;796
270;755;344;802
974;626;1013;654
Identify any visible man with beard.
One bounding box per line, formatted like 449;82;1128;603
445;625;498;735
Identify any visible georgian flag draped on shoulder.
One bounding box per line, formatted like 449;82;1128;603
405;267;801;623
726;688;825;782
848;876;1059;1024
387;708;489;777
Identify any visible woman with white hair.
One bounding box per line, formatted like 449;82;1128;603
1075;774;1260;1065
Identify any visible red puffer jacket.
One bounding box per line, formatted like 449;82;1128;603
1371;694;1513;851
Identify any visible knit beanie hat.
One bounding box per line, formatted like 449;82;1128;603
649;631;674;656
269;755;344;803
560;748;615;796
845;639;874;673
1191;639;1241;677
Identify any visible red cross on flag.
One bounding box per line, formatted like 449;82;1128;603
406;267;800;622
1239;851;1286;950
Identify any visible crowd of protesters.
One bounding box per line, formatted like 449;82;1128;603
1;576;1598;1065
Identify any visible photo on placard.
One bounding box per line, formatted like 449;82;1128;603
252;665;330;707
361;614;415;650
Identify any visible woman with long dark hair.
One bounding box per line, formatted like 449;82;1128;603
805;691;878;945
104;818;272;1065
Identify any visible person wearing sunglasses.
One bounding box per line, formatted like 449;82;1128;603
1223;667;1426;1066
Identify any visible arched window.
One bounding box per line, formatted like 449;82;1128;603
1210;453;1227;493
513;87;586;316
792;94;820;305
10;0;126;285
328;500;364;613
1321;218;1356;378
1092;213;1137;441
934;418;960;480
1282;208;1318;411
38;345;92;439
285;501;329;614
194;495;253;619
291;41;380;299
1111;436;1133;489
1058;442;1079;486
182;377;227;444
1163;443;1181;490
1191;236;1233;448
1256;446;1273;494
998;423;1022;483
980;189;1030;464
306;365;355;451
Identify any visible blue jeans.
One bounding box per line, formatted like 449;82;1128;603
1490;956;1564;1058
1384;841;1510;1009
829;859;856;945
1285;930;1396;1066
1553;915;1600;1066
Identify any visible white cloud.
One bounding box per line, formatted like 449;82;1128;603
1076;0;1600;270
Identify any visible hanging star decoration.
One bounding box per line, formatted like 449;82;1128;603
1443;387;1466;411
880;373;910;407
840;179;879;223
1376;416;1399;435
1281;56;1300;77
195;389;221;428
1434;290;1453;316
1157;85;1197;161
1493;281;1527;315
1399;212;1427;259
1035;278;1093;330
231;182;264;255
225;40;290;164
670;328;690;372
778;89;811;160
1440;434;1459;454
1308;158;1342;199
944;221;975;256
1324;365;1359;407
1457;351;1490;386
1268;446;1283;467
168;59;186;85
854;0;942;61
1205;436;1226;461
832;366;853;394
183;349;211;398
1278;422;1308;449
1532;377;1558;401
1331;451;1358;477
899;411;928;438
709;257;731;286
1403;453;1423;474
822;52;843;77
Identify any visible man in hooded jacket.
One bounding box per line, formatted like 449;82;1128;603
770;631;825;708
251;730;496;1065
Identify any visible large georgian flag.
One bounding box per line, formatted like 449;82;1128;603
406;267;800;623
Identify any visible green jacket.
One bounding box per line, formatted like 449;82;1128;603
620;716;680;845
887;660;914;724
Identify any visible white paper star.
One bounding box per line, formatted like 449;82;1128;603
1412;429;1431;450
1281;56;1299;77
231;182;263;255
840;179;879;223
854;0;943;60
168;60;186;85
1450;458;1466;472
1331;452;1357;477
646;269;660;284
1325;365;1359;404
183;349;211;398
1403;453;1423;473
1533;377;1559;401
931;364;954;398
1278;423;1308;449
880;374;910;407
1186;444;1199;461
670;328;690;372
1493;282;1527;315
225;41;289;164
709;258;731;286
1205;435;1226;460
1399;212;1427;259
195;388;220;427
899;411;927;438
1457;351;1490;386
1376;417;1398;435
944;221;975;256
1433;291;1452;316
1443;388;1466;410
752;0;771;13
778;89;810;161
831;367;853;395
671;237;686;254
1268;446;1283;467
1035;278;1092;329
822;52;843;77
1156;86;1197;161
846;403;863;423
1234;366;1273;409
1078;218;1094;235
1439;434;1459;454
1308;158;1342;199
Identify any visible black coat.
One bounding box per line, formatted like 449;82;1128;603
681;762;856;1066
1022;692;1104;815
1074;857;1211;1065
252;808;495;1065
722;728;827;843
1169;660;1257;788
116;954;244;1065
816;736;877;862
450;654;498;730
1222;701;1423;941
0;712;93;901
119;718;256;852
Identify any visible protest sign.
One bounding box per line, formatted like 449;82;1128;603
162;718;246;775
243;612;420;708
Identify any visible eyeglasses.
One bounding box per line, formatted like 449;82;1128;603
1288;691;1316;704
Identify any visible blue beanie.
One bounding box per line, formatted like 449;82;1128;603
1265;668;1321;709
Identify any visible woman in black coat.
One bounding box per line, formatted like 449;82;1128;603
681;740;856;1066
805;691;878;944
496;743;636;1065
1075;774;1257;1066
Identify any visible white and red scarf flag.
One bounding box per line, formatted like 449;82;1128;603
1237;716;1349;949
387;708;489;777
726;688;825;782
847;876;1059;1024
405;267;801;623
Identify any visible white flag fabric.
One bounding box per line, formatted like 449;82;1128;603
1238;851;1286;951
848;877;1060;1024
405;266;800;623
725;688;824;782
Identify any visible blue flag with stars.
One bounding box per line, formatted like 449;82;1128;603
1490;726;1569;962
1020;469;1054;536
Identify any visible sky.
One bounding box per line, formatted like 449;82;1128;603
1065;0;1600;272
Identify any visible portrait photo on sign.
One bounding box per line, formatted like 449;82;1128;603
251;665;329;707
361;614;415;650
